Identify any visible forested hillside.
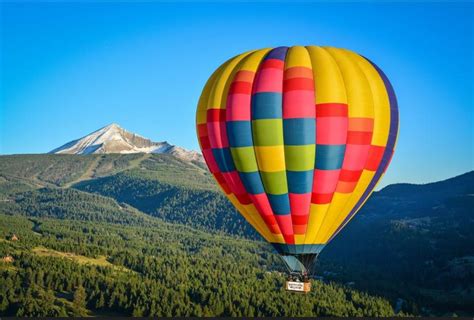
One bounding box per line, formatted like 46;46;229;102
0;154;472;316
0;210;394;316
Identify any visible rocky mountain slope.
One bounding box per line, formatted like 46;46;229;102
49;123;203;163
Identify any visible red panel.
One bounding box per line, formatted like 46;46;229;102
197;123;208;137
229;81;252;95
283;78;314;91
213;172;231;194
234;192;252;205
365;145;385;171
346;131;373;145
199;136;211;149
316;103;348;117
206;108;226;122
260;59;285;70
339;169;363;182
311;192;333;204
291;214;309;225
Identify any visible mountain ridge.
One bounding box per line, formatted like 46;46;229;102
49;123;203;163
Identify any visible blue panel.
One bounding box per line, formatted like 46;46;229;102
267;194;290;215
286;170;313;194
227;121;253;147
212;148;235;173
239;171;264;194
251;93;282;119
265;46;289;61
315;144;346;170
283;118;316;145
271;244;325;255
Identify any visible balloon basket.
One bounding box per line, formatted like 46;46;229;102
285;280;311;293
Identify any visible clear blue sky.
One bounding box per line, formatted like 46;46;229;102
1;1;472;187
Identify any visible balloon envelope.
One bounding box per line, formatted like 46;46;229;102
196;46;398;273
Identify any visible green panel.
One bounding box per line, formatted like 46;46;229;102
284;145;316;171
230;147;258;172
252;119;284;146
260;170;288;195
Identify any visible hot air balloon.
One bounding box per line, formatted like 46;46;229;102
196;46;399;292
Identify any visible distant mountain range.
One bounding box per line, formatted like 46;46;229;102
49;123;203;163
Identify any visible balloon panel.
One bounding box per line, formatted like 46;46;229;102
196;46;399;255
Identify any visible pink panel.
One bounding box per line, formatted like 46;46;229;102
249;193;274;217
202;149;220;173
253;68;283;93
207;121;228;148
289;193;312;215
342;144;371;170
226;93;251;121
312;169;340;194
317;117;348;144
282;91;315;119
274;215;295;243
222;171;247;196
213;172;231;194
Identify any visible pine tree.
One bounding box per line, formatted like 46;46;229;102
73;285;87;316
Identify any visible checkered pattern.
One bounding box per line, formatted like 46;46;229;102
196;46;399;255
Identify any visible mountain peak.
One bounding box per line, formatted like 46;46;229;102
49;124;203;163
104;123;120;129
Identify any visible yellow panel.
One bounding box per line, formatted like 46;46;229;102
313;192;351;243
306;46;347;104
294;234;306;244
207;50;255;110
240;48;271;72
254;146;286;172
244;202;284;243
324;47;374;118
196;60;232;125
303;203;330;244
343;49;391;146
285;46;312;69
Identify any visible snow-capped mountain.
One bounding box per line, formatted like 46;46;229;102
49;123;203;163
